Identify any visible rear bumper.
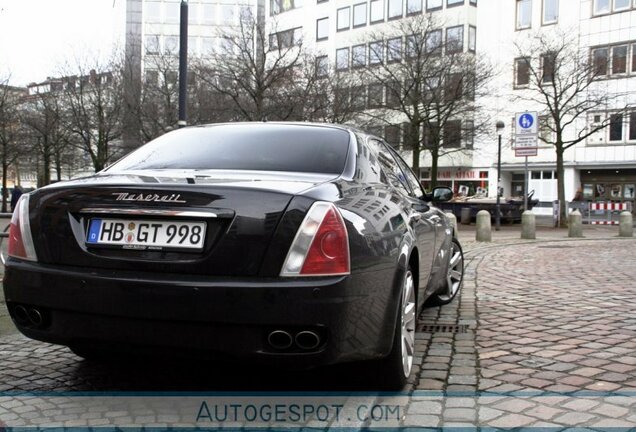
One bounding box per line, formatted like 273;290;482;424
3;259;398;368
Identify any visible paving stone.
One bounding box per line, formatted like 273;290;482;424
552;411;597;426
442;408;475;421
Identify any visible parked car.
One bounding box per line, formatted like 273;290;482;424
3;122;464;389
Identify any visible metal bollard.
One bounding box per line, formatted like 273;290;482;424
445;211;458;233
476;210;492;242
619;211;633;237
521;210;536;240
568;209;583;238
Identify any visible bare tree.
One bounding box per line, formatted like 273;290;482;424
194;13;308;121
20;87;70;187
358;14;494;187
514;31;625;225
296;55;360;124
62;55;125;172
0;78;27;211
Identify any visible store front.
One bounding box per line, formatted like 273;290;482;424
420;168;490;196
580;169;636;204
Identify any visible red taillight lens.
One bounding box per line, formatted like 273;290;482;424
7;194;37;262
300;206;350;275
280;202;350;277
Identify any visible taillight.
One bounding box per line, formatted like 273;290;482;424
8;194;38;262
280;202;350;277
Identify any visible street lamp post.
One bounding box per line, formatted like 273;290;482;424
178;0;188;128
495;121;505;231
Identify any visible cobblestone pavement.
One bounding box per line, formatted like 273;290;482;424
1;226;635;428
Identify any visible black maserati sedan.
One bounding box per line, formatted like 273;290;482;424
4;122;463;389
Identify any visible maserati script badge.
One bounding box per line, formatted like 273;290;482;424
112;192;187;203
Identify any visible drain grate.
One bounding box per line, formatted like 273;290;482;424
417;323;469;333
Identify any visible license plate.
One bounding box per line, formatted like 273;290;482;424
86;218;206;250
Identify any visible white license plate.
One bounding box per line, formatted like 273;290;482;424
86;218;206;250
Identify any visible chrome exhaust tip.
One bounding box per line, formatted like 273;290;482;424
295;330;321;350
268;330;293;350
27;308;44;327
13;305;29;325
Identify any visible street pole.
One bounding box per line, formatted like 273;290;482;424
524;156;529;211
178;0;188;128
495;121;505;231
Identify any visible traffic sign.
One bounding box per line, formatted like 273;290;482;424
515;112;538;135
515;135;538;147
515;147;538;157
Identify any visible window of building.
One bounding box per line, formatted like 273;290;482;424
202;37;216;56
516;0;532;29
444;120;462;147
316;17;329;40
271;0;303;15
542;53;555;83
614;0;630;10
609;113;623;141
188;4;200;24
337;7;350;30
632;43;636;72
539;115;554;143
165;2;180;22
464;120;474;148
164;35;178;54
370;41;384;65
407;0;423;14
386;81;401;107
221;4;234;22
406;34;420;58
316;55;329;77
444;73;463;101
145;35;160;54
468;25;476;52
612;45;628;74
427;0;443;9
592;47;609;76
352;44;367;67
384;125;401;149
351;86;366;111
370;0;385;22
353;3;367;26
368;83;384;108
447;0;464;6
146;2;161;21
470;0;477;4
388;0;403;19
272;27;303;49
446;26;464;53
336;47;350;70
630;112;636;140
593;0;610;14
145;70;159;85
542;0;558;23
388;37;402;62
426;29;443;54
202;4;215;23
515;57;530;86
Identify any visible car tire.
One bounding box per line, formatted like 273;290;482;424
376;266;417;390
430;238;464;306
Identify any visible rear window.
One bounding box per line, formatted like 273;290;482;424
108;124;351;174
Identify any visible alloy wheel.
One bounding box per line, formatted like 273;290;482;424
401;270;416;378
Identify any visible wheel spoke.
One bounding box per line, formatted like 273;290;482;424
450;269;463;281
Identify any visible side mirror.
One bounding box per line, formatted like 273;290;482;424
431;187;453;202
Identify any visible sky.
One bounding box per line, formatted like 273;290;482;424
0;0;125;87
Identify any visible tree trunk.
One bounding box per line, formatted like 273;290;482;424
42;150;51;186
430;148;439;190
2;160;7;213
556;144;567;228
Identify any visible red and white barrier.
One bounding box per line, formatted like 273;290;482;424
590;220;619;225
588;202;630;211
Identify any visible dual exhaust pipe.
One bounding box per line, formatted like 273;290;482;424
12;304;46;329
267;329;322;351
